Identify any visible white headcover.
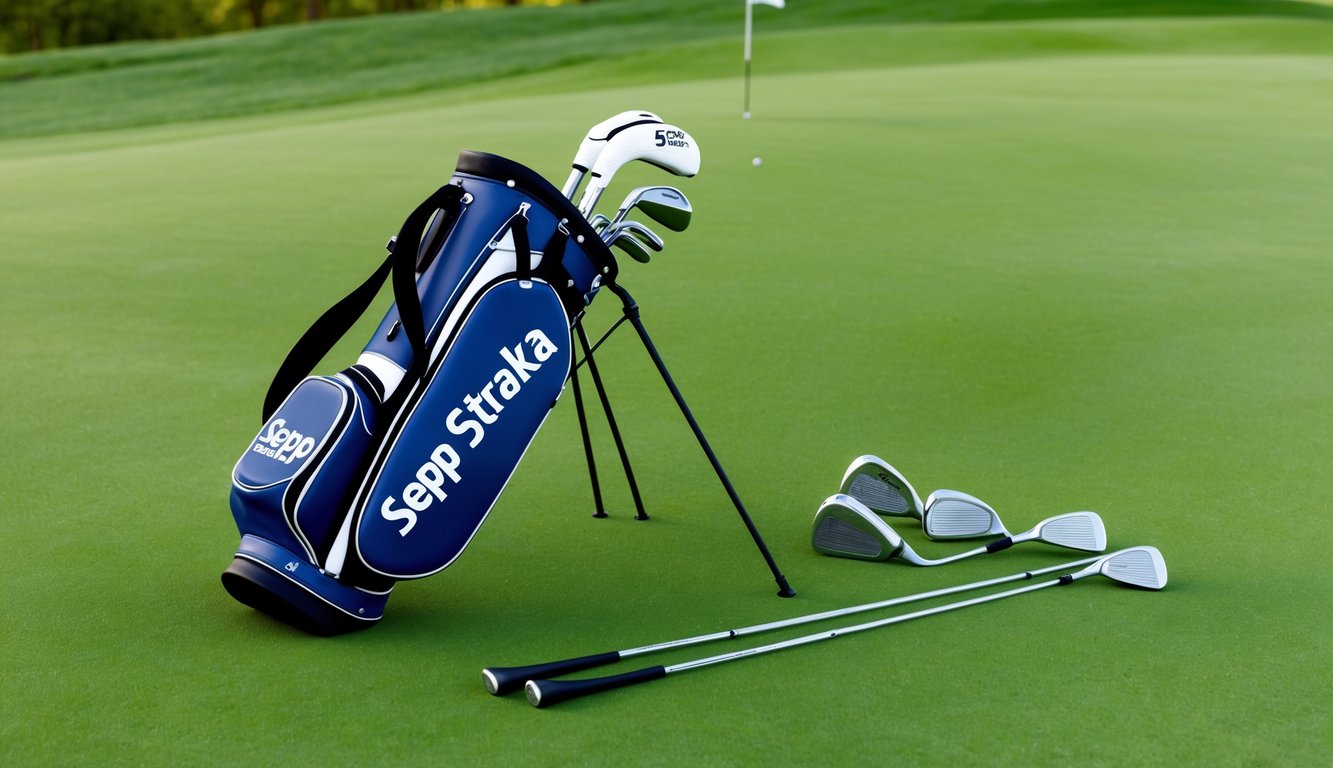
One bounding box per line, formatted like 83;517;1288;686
577;123;701;216
562;111;663;198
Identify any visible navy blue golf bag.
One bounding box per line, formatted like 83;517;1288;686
222;151;617;635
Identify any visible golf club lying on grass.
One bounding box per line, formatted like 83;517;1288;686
518;547;1167;708
840;455;1009;539
840;455;925;518
812;494;1106;563
483;553;1105;697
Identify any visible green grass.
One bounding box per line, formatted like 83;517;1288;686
2;0;1332;138
3;3;1332;767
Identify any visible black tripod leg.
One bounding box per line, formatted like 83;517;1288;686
568;331;607;519
607;283;796;597
577;323;648;520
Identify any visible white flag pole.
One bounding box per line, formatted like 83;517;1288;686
743;0;784;120
743;0;754;119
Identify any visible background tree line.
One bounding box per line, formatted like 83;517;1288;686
0;0;587;54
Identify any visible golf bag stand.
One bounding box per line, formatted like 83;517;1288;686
570;281;797;599
569;319;648;520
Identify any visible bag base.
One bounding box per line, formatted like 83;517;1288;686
220;535;390;636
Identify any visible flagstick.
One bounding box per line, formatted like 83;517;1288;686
743;0;753;119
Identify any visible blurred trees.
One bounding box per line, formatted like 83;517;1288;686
0;0;584;53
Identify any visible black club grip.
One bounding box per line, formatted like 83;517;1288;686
482;651;621;696
525;665;668;708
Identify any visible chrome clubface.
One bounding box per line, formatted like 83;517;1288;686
608;232;652;264
631;186;692;232
811;494;905;561
922;489;1008;540
838;455;923;519
1098;546;1168;589
609;186;691;233
1032;511;1107;552
607;220;663;251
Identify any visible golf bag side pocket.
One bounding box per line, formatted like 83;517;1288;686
351;277;573;580
229;374;376;561
223;373;390;635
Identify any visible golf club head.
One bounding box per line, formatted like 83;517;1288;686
1098;546;1168;590
629;186;692;232
1031;511;1108;552
838;455;924;519
577;122;700;215
608;232;652;264
811;494;907;561
562;110;663;198
612;220;664;251
922;489;1009;540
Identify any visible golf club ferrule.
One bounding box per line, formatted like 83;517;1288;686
1058;574;1075;585
985;537;1015;554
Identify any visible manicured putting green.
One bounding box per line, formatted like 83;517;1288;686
2;18;1330;768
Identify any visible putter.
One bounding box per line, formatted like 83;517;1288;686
811;494;1106;564
521;547;1167;707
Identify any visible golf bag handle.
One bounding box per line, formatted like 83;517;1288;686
508;207;532;282
262;185;465;421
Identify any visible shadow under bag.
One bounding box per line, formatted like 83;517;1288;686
223;152;615;635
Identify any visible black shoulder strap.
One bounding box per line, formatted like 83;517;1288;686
262;184;465;421
537;220;586;319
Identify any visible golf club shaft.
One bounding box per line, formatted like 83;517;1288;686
483;555;1099;695
527;570;1088;708
912;529;1047;565
911;540;1009;566
561;168;584;199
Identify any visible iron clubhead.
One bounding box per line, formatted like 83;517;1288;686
631;186;692;232
922;489;1009;540
610;220;663;251
1031;511;1108;552
838;455;924;519
609;232;652;263
811;494;906;561
1098;546;1168;589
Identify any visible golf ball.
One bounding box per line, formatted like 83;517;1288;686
753;156;763;167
